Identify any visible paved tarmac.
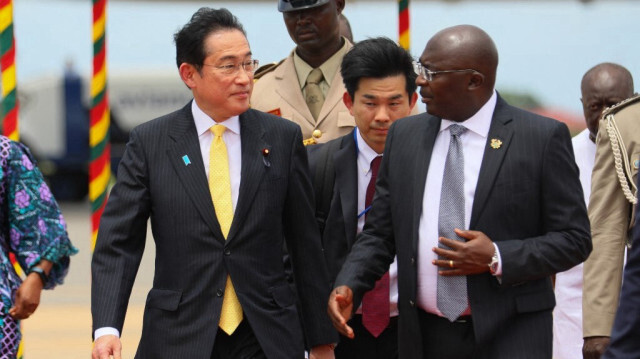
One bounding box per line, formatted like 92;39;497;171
21;201;156;358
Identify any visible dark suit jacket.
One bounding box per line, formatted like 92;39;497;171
91;103;337;358
308;130;359;283
335;96;592;359
603;174;640;359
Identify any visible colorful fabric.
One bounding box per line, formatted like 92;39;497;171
0;136;77;356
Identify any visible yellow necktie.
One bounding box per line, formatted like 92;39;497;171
209;124;243;335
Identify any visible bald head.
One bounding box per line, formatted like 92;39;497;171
581;63;633;98
427;25;498;89
417;25;498;122
580;62;634;140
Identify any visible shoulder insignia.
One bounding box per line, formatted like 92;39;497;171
602;93;640;117
253;58;286;81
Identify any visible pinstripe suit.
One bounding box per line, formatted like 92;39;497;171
91;103;337;358
334;96;592;359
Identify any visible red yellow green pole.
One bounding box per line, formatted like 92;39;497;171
90;0;110;251
0;1;23;356
398;0;410;51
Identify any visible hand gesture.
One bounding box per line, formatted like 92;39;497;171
432;228;495;276
327;285;354;338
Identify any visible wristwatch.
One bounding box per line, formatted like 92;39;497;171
28;266;49;286
488;250;499;275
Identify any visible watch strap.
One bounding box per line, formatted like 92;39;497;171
28;266;49;286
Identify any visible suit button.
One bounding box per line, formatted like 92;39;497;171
224;249;231;256
217;289;224;297
411;257;415;265
312;129;322;139
409;300;415;307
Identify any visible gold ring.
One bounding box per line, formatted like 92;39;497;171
449;260;454;268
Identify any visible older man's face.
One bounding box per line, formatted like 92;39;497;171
186;29;254;121
416;43;476;123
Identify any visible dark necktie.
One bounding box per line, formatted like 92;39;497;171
361;156;390;337
437;124;468;322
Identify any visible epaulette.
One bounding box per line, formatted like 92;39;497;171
253;58;285;80
602;93;640;206
602;93;640;117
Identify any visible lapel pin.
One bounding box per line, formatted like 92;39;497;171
490;139;502;149
262;148;271;167
634;159;639;170
182;155;191;166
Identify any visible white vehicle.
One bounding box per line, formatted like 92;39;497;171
17;70;192;200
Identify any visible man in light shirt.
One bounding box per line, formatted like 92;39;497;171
553;62;634;359
308;37;417;358
328;25;591;359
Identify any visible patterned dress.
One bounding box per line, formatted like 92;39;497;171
0;136;77;356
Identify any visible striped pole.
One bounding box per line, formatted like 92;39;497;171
398;0;410;51
0;2;23;357
0;0;18;140
90;0;110;251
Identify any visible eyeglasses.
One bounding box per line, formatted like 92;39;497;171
412;61;481;81
202;59;260;76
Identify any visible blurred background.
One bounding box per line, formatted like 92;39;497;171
6;0;639;357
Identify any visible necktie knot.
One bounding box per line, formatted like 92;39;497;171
448;124;467;138
211;124;226;138
306;68;324;85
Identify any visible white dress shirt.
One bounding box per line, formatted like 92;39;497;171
553;129;595;359
354;129;399;317
416;91;497;316
95;100;243;340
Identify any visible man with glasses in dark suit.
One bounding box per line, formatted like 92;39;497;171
91;8;336;359
328;24;591;359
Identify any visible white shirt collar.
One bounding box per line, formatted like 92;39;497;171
440;90;497;138
192;100;241;136
356;128;381;175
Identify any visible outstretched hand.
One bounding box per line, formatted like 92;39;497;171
327;285;354;338
432;228;495;276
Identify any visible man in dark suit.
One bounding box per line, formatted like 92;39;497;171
328;25;591;359
308;37;417;358
91;8;336;359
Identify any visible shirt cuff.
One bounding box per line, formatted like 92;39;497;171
95;327;120;340
492;242;503;277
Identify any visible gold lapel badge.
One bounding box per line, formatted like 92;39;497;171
490;139;502;149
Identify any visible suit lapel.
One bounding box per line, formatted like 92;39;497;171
470;97;514;229
166;102;225;242
334;132;358;247
226;110;268;243
274;54;315;127
412;116;440;248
